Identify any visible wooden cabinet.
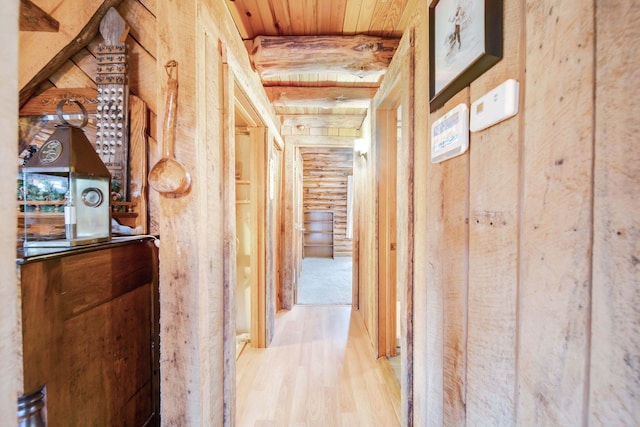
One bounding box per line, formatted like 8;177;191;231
303;211;334;258
18;238;160;426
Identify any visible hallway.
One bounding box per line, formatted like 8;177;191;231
236;305;400;426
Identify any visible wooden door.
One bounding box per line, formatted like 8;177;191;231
229;78;273;349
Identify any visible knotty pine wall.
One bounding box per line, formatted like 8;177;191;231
300;146;353;257
362;0;639;425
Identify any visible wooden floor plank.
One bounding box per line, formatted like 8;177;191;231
236;306;400;426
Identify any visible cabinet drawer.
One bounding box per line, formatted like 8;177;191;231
60;242;154;318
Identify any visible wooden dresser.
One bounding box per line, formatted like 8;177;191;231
17;237;160;425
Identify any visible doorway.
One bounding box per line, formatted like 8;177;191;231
296;146;354;306
370;30;415;424
230;77;280;351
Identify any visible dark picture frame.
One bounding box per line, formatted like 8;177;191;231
429;0;503;110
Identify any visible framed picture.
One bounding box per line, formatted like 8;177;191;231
429;0;503;110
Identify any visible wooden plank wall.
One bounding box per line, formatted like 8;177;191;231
591;1;640;424
354;109;378;351
281;143;298;309
466;0;523;423
300;146;353;257
390;0;640;424
0;1;18;422
518;0;594;424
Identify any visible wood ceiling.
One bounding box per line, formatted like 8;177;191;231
224;0;416;137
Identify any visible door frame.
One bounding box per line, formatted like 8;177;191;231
372;29;415;424
223;66;276;350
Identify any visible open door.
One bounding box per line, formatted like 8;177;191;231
227;71;279;350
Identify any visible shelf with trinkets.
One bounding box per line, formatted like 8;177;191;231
18;88;150;247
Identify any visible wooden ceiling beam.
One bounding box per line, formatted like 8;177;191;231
20;0;59;32
281;114;366;129
285;135;358;148
265;86;376;109
250;35;400;78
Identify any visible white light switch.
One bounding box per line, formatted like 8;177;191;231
470;79;519;132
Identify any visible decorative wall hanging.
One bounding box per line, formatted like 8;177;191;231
429;0;503;110
148;60;192;195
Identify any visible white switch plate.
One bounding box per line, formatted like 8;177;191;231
470;79;519;132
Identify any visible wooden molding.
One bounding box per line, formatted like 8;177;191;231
126;95;148;234
250;35;400;78
265;86;376;109
285;135;358;148
20;0;59;32
281;114;366;130
19;87;98;116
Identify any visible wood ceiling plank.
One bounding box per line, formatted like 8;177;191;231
241;0;268;36
329;0;347;33
303;0;319;34
224;0;251;39
396;0;421;33
281;114;366;129
288;0;305;34
331;107;368;115
369;0;407;37
317;0;336;34
250;35;399;78
269;0;292;35
355;0;377;33
265;86;376;109
343;0;363;34
255;0;279;35
19;0;123;105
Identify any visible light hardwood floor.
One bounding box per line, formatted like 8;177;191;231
236;305;400;426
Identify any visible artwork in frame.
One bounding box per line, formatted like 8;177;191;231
429;0;503;110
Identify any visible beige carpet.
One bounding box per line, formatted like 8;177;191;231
296;256;352;305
